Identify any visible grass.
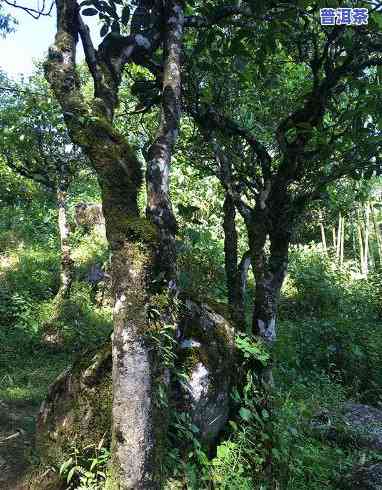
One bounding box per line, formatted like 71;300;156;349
1;191;382;489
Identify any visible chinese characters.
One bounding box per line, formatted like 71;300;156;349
320;8;369;25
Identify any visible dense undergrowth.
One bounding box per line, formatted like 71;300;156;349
1;178;382;489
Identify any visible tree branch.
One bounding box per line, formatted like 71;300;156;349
3;0;54;19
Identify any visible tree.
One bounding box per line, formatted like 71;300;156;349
33;0;382;484
42;0;185;486
0;5;16;36
183;2;382;366
0;71;85;300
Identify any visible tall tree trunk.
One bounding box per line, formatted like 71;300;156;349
332;226;337;250
104;202;162;488
340;215;345;266
320;221;327;255
364;203;370;276
223;193;239;316
146;0;184;289
358;222;365;275
245;192;290;386
55;162;74;301
336;213;342;261
371;203;382;268
43;2;183;486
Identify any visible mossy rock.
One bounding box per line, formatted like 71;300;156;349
175;299;236;447
27;299;236;487
27;343;112;489
311;403;382;451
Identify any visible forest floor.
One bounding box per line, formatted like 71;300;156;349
0;399;38;490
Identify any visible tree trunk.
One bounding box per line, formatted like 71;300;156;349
55;163;74;301
104;207;162;488
332;226;337;250
336;213;342;261
146;0;184;289
358;222;365;275
364;203;370;276
371;204;382;268
245;193;290;386
235;250;251;329
44;12;164;489
223;193;239;315
44;1;185;486
340;215;345;266
320;222;327;255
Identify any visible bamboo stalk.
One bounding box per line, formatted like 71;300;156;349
364;203;370;276
320;222;327;254
336;213;342;260
340;216;345;266
357;223;365;275
371;204;382;267
332;227;337;250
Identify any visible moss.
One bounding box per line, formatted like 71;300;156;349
104;466;121;490
35;344;113;478
176;299;235;387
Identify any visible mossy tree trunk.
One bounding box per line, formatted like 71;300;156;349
56;161;74;301
222;192;251;329
146;0;184;289
44;0;184;487
223;193;239;320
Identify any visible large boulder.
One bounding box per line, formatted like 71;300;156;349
312;403;382;451
26;344;112;489
27;299;236;487
176;299;236;447
341;462;382;489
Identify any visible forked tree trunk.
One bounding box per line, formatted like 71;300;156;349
245;198;290;386
44;1;184;486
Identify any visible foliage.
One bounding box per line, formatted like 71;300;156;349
59;442;110;490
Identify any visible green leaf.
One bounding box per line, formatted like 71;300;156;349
82;7;98;15
59;457;73;475
67;466;78;483
121;5;130;25
239;407;252;421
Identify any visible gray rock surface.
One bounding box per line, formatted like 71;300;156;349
31;299;236;487
177;299;236;447
342;462;382;489
312;402;382;451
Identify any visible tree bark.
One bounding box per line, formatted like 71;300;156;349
55;162;74;301
320;221;327;255
235;250;251;329
146;0;184;289
43;1;177;486
336;213;342;260
371;204;382;268
223;193;239;313
244;188;290;386
364;203;370;276
340;215;345;266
